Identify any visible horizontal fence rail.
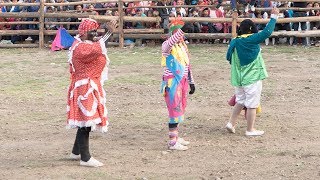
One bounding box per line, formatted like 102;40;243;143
0;0;319;48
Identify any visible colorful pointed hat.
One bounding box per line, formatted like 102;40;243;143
169;18;185;33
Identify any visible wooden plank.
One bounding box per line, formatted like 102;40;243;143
0;30;39;35
119;33;232;39
89;15;119;22
0;12;39;18
0;21;39;25
123;29;164;34
256;7;320;11
0;2;39;7
271;30;320;38
44;29;106;35
238;16;320;24
45;22;81;25
170;17;233;23
232;11;237;38
0;44;39;48
272;0;320;2
45;13;90;18
118;0;124;48
39;0;45;49
45;0;118;7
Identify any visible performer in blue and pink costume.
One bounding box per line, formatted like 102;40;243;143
161;19;196;151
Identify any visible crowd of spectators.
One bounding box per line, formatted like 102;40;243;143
0;0;319;46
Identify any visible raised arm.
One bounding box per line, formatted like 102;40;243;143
101;20;117;42
247;8;279;44
162;29;184;56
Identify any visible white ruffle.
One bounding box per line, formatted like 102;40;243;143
99;39;110;85
67;119;109;133
68;40;82;72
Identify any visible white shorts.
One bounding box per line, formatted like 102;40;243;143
235;80;262;108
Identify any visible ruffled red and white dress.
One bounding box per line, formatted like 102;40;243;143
67;37;109;132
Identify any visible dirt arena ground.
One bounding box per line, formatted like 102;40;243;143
0;45;319;180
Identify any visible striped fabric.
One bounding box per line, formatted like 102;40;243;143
161;29;194;84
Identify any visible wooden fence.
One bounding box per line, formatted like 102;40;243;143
0;0;320;48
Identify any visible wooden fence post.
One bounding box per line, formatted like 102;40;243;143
231;11;238;38
118;0;124;48
39;0;45;49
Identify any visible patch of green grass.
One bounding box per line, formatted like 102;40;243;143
108;74;157;85
108;48;160;66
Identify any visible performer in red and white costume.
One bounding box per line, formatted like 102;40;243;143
66;18;116;167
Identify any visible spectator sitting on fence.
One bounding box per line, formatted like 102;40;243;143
56;0;70;11
24;0;40;44
0;7;11;43
124;12;134;29
208;3;224;43
44;0;55;13
308;2;320;30
171;0;187;17
45;6;58;30
133;8;147;29
126;1;143;16
140;0;151;13
252;11;266;31
105;9;112;16
103;1;117;9
85;4;99;15
113;10;119;16
74;4;83;13
148;1;158;11
292;1;308;47
200;8;210;43
8;0;22;12
222;9;233;44
0;0;7;12
307;2;320;46
269;6;291;45
312;2;320;46
45;6;58;43
81;0;91;9
171;6;187;17
190;0;198;5
146;9;156;29
157;0;172;34
187;8;201;43
153;10;161;28
69;5;83;30
197;0;208;12
56;0;71;30
92;2;103;14
10;17;27;44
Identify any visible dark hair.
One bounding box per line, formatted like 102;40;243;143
74;4;83;9
238;19;258;35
